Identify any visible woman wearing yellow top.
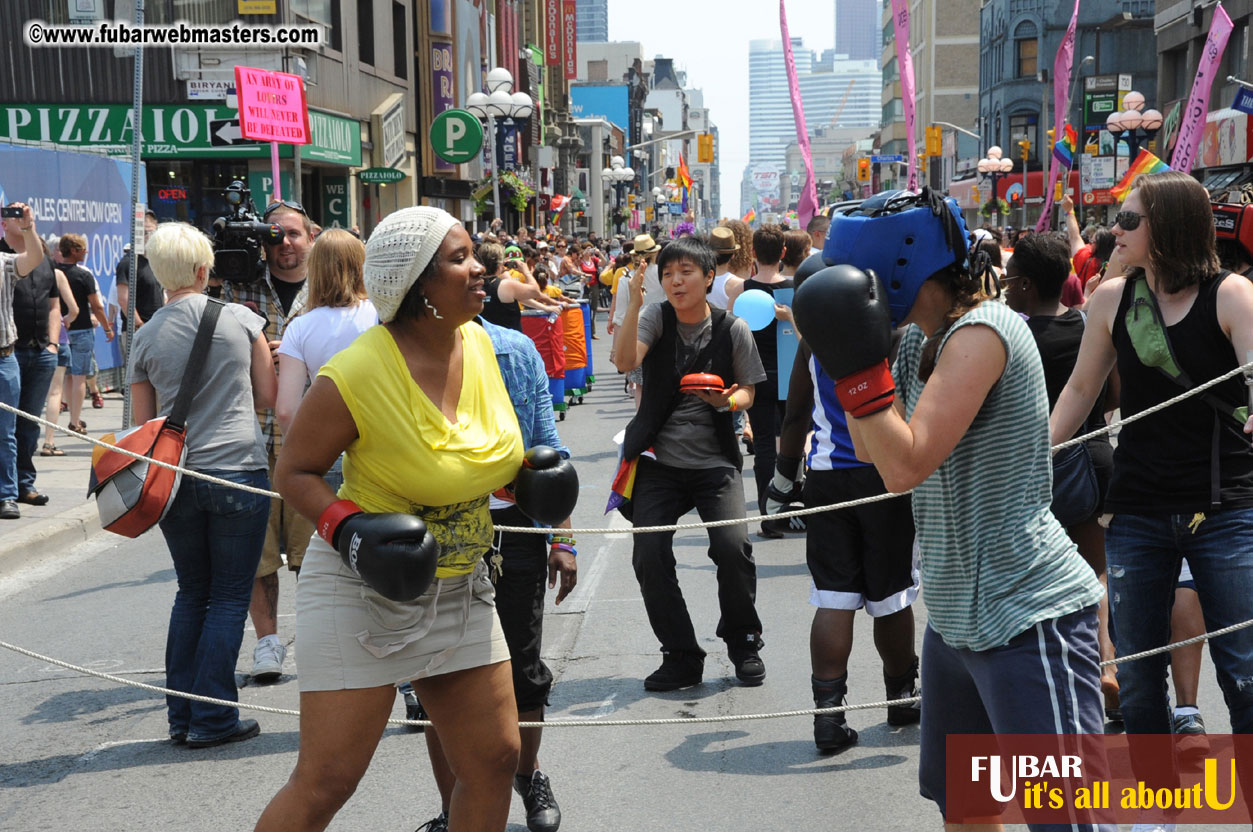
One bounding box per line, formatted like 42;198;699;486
256;207;524;832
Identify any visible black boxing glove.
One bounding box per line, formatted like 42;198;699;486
317;500;439;602
793;265;895;418
513;446;579;526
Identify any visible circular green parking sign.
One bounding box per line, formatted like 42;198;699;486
430;109;484;164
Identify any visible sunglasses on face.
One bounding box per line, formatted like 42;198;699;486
264;199;307;218
1114;210;1143;231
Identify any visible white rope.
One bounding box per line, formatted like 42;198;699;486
5;357;1252;536
4;616;1250;728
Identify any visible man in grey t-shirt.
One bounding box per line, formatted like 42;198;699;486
613;236;768;693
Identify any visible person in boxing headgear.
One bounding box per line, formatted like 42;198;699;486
767;200;922;754
257;207;525;832
797;188;1107;826
614;234;769;693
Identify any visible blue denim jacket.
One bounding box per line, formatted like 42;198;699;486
477;317;570;460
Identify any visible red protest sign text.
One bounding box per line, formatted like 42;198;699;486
946;734;1251;826
234;65;310;144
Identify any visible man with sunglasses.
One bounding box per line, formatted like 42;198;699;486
217;199;314;684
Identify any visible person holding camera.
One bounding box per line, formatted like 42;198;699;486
219;200;314;683
0;204;62;519
477;242;564;332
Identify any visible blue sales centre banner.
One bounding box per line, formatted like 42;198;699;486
0;144;144;370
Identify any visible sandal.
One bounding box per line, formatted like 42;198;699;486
69;421;87;434
40;443;65;456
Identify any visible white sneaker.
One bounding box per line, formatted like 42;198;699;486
251;636;286;682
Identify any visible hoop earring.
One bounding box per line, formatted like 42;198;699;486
423;296;445;320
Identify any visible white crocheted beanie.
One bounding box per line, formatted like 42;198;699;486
363;206;462;322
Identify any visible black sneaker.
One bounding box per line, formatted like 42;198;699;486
643;652;704;691
885;659;921;726
812;675;858;753
728;635;766;686
413;811;448;832
514;770;561;832
1173;710;1209;764
402;686;427;733
186;718;260;749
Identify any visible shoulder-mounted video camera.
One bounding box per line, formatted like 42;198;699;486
212;180;283;283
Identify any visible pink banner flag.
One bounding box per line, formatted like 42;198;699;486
890;0;917;191
1035;0;1080;232
1171;3;1234;173
780;0;819;227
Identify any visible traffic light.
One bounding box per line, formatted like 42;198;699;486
1018;139;1031;160
857;158;870;182
1047;128;1055;146
925;125;943;157
698;133;714;164
972;185;981;204
917;152;926;174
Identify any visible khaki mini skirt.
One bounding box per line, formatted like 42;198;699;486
295;534;511;692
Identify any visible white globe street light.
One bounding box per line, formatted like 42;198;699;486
466;68;537;223
1107;91;1161;159
977;149;1014;224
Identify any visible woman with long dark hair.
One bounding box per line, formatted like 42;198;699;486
1051;170;1253;745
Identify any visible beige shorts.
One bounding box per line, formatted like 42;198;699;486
294;534;510;692
257;448;314;577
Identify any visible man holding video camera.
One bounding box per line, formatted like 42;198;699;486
217;200;313;683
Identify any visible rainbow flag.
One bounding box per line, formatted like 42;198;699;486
742;208;756;224
1052;124;1078;169
1111;149;1171;202
677;154;693;191
605;455;641;515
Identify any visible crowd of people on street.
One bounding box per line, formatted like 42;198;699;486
3;167;1253;832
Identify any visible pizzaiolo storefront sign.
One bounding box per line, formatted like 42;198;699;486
0;103;288;158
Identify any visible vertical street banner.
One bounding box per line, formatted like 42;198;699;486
1172;3;1234;173
1035;0;1080;232
544;0;560;66
561;0;578;81
432;42;456;174
780;0;818;227
889;0;917;191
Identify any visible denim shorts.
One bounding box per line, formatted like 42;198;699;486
56;343;71;368
67;329;94;376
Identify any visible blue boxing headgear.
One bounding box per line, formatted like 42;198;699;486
821;188;971;326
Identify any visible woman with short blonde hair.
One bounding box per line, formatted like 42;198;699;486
144;222;214;292
305;229;367;309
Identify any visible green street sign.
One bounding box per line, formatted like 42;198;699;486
359;167;406;184
430;109;483;164
306;111;362;167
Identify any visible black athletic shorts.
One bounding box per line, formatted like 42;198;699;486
803;466;919;616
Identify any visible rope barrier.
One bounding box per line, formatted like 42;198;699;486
5;617;1251;728
5;355;1252;535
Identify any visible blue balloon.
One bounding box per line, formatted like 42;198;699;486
734;289;776;331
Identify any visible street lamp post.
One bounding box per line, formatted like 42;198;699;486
976;146;1015;227
466;68;534;224
601;155;634;237
1105;90;1163;160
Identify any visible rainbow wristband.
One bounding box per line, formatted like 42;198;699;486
318;499;363;547
551;542;577;557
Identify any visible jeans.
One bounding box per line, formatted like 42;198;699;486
630;457;761;657
67;329;94;376
14;346;57;494
158;468;270;742
1106;509;1253;736
490;505;554;711
0;352;19;501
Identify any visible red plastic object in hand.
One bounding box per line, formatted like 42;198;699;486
679;372;726;393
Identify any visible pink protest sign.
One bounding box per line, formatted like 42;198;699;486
234;65;311;145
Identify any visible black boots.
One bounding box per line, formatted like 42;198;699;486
812;674;858;753
884;659;921;726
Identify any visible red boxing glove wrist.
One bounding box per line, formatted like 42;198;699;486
835;360;896;418
318;499;363;547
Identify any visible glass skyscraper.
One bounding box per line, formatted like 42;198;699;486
835;0;880;63
576;0;608;43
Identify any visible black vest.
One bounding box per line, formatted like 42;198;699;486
12;255;57;348
623;303;743;470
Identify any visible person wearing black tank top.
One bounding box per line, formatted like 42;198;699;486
1051;173;1253;763
726;225;795;534
475;243;565;331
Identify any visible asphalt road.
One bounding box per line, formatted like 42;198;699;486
0;334;1233;831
